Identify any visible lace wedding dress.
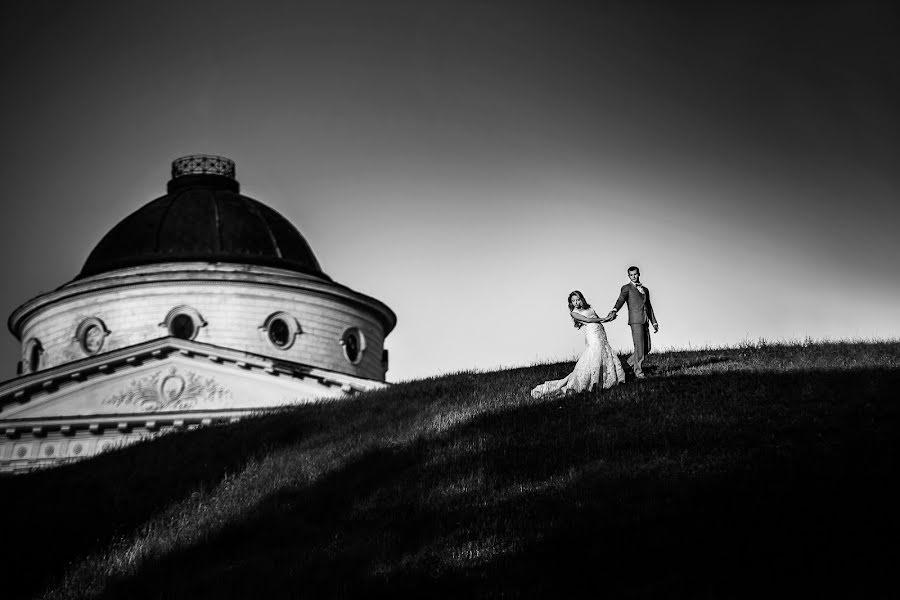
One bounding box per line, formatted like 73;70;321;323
531;307;626;399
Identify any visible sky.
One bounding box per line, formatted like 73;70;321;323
0;0;897;383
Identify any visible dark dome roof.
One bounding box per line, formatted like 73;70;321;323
77;155;328;280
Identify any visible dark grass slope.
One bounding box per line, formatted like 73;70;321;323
1;342;898;599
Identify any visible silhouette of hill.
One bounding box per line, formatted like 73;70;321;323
1;341;898;599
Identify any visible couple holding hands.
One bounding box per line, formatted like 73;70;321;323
531;266;659;400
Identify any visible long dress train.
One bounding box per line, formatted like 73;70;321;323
531;307;625;399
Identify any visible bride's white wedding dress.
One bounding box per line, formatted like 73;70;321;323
531;307;626;399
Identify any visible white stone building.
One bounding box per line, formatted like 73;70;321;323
0;155;396;473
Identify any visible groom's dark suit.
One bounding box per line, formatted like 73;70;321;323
613;283;657;376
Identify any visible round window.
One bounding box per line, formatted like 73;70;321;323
161;306;206;341
27;340;43;372
170;314;196;340
83;325;103;352
340;328;366;364
268;318;290;347
76;317;109;355
262;312;300;350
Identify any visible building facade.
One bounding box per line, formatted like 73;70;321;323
0;155;396;473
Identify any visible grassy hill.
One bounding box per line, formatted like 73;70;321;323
1;341;898;599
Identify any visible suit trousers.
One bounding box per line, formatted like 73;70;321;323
629;323;651;374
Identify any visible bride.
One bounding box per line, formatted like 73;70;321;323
531;291;626;399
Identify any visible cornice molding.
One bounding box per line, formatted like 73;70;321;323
0;336;387;413
2;408;256;438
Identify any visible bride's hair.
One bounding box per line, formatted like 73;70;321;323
568;290;590;329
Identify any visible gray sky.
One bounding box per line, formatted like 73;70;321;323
1;0;898;382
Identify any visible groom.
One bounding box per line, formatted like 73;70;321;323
607;266;658;379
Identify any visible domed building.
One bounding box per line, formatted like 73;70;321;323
0;155;396;473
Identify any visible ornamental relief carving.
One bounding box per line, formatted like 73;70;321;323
101;367;232;412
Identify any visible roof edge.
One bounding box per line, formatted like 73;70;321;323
8;262;396;341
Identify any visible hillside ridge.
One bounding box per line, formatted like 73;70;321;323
1;341;898;599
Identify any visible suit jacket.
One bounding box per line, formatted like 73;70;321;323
614;283;657;326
